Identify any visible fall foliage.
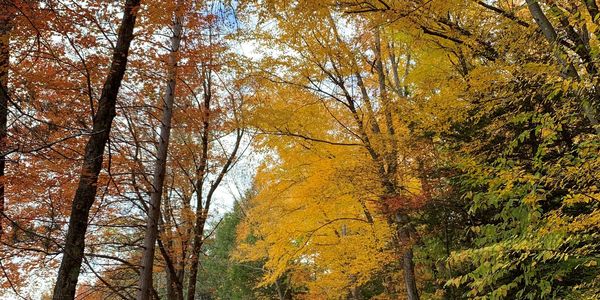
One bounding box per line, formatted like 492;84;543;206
0;0;599;299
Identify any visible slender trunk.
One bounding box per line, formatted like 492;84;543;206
388;42;402;97
158;199;184;300
187;126;243;300
137;8;183;300
176;196;190;293
165;270;179;300
185;84;211;300
525;0;577;77
275;278;285;300
159;236;184;300
0;6;12;239
374;27;419;300
185;209;208;300
355;72;382;135
52;1;140;299
391;206;419;300
344;74;419;300
374;27;398;177
321;15;419;298
402;244;419;300
525;0;600;133
161;194;184;300
393;212;418;300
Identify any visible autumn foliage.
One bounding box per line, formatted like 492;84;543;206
0;0;599;300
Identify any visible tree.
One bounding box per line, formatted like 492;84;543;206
338;0;600;298
0;0;598;299
234;2;433;298
137;0;183;298
53;0;141;298
196;191;291;300
0;0;13;239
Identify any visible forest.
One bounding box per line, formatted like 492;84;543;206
0;0;599;299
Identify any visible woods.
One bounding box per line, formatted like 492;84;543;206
0;0;599;299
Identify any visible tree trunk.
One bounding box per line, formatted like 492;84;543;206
374;28;419;300
185;64;212;300
186;106;243;300
0;5;12;239
160;199;184;300
137;7;183;300
52;1;140;299
525;0;600;133
397;213;419;300
185;209;208;300
186;128;243;300
402;246;419;300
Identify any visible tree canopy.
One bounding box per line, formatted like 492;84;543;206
0;0;598;299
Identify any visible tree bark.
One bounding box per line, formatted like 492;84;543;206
0;4;12;239
137;6;183;300
395;213;419;300
184;74;211;300
374;27;419;300
185;208;208;300
52;1;141;299
159;195;184;300
525;0;600;133
373;27;398;179
159;235;184;300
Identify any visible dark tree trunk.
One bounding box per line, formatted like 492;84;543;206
0;5;12;239
186;89;243;300
186;128;242;300
185;209;208;300
375;28;418;299
185;97;210;300
52;1;141;299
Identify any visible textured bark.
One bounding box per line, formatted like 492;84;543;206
52;1;140;299
373;27;398;178
185;208;208;300
525;0;600;133
0;5;12;239
525;0;577;77
137;7;183;300
396;213;419;300
402;246;419;300
158;235;184;300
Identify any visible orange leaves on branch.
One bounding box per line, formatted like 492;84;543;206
381;193;427;215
